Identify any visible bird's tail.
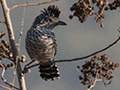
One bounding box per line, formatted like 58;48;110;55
38;62;60;81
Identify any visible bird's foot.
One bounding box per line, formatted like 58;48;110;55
23;66;31;74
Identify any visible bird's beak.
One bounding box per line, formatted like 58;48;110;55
58;21;67;25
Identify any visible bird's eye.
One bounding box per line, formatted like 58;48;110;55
49;18;52;22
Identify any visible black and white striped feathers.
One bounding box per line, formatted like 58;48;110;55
25;5;66;81
32;5;61;29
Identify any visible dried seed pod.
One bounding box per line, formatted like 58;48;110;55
110;75;114;79
91;57;96;61
103;0;109;5
108;3;112;7
69;15;73;19
94;54;101;60
115;63;119;67
108;61;112;65
77;65;80;69
106;75;111;80
0;42;6;50
102;60;107;64
21;55;26;63
91;71;96;77
103;54;108;60
109;69;113;73
0;56;3;61
100;22;104;28
81;80;86;85
102;72;106;77
81;68;86;72
85;80;90;85
112;62;116;66
89;12;94;16
102;66;109;71
112;6;117;10
0;53;5;58
96;63;101;68
1;40;8;47
104;7;109;11
111;66;115;70
10;63;14;68
96;17;102;23
5;50;10;56
9;53;13;58
79;76;83;80
7;64;10;68
100;14;105;18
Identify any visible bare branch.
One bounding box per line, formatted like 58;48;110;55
55;37;120;63
1;0;26;89
12;3;26;88
0;20;6;26
25;37;120;70
0;64;19;90
9;0;59;10
0;84;11;90
0;53;13;61
87;72;102;90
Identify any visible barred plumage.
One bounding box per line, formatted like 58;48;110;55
25;5;66;80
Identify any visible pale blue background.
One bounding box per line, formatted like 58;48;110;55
0;0;120;90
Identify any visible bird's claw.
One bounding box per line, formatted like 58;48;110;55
23;66;28;74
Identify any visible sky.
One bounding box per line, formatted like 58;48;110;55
0;0;120;90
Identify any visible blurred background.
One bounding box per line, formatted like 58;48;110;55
0;0;120;90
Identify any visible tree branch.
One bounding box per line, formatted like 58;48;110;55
0;64;19;90
0;20;7;26
0;84;11;90
55;36;120;63
0;0;26;89
9;0;59;10
12;3;26;88
26;37;120;70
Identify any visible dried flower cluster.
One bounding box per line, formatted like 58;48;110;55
69;0;120;28
105;0;120;11
0;31;13;62
0;31;15;70
77;54;119;90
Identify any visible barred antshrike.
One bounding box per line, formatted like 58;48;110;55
25;5;67;81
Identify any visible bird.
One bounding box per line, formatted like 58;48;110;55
25;5;67;81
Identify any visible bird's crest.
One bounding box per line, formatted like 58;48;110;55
41;5;60;18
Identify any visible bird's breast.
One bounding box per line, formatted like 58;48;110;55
25;28;57;62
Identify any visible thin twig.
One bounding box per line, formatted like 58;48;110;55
0;20;6;26
0;0;26;89
18;4;26;48
0;53;13;61
0;84;11;90
55;36;120;63
0;64;19;90
27;62;40;70
25;37;120;70
9;0;59;10
12;2;26;88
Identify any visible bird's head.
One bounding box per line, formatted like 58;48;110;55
33;5;67;30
